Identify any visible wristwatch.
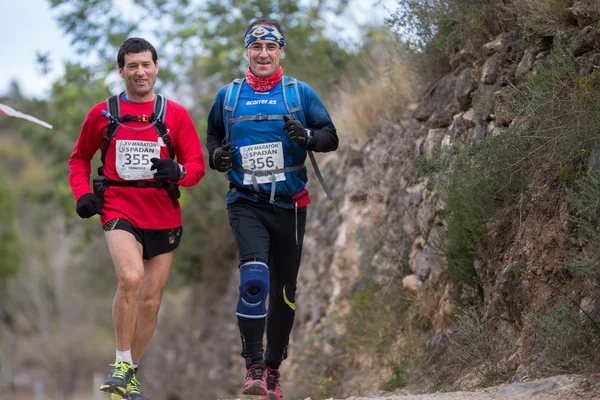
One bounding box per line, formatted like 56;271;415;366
178;164;186;181
304;128;314;148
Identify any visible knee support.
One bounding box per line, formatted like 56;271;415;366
236;261;270;319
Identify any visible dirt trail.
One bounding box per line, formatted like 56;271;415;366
311;375;600;400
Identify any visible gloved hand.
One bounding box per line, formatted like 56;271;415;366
283;115;311;148
212;144;232;172
76;193;102;218
150;157;182;181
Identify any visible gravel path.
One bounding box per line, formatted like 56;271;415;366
224;374;600;400
308;375;600;400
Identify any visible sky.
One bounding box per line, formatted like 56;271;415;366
1;0;396;99
0;0;74;99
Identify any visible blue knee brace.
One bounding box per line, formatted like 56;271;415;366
236;261;270;319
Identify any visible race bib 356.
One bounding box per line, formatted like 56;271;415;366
239;142;285;185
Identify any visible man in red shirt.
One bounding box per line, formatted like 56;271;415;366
68;37;205;400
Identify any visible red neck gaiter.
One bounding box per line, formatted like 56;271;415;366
245;66;283;92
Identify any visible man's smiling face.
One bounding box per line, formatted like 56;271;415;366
119;50;158;102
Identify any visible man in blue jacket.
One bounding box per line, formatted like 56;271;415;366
205;18;338;400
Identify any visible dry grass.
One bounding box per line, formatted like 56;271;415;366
446;307;512;386
331;48;417;142
507;0;574;33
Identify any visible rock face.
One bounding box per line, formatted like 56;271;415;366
143;4;600;400
282;6;600;400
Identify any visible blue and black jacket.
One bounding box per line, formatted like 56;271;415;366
206;77;338;208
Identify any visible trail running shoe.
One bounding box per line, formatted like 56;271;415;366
259;367;283;400
241;363;268;395
125;375;148;400
110;374;148;400
99;360;135;396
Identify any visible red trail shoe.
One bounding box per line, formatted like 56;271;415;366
259;368;283;400
242;364;268;396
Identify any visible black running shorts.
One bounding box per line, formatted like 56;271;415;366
103;218;182;260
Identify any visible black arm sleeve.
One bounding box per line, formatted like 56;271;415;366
301;82;338;153
309;127;338;152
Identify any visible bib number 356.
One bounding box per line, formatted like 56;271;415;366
240;142;285;184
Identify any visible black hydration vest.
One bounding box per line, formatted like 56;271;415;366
93;94;180;208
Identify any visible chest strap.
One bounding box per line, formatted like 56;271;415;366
229;113;288;124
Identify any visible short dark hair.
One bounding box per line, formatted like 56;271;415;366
245;19;284;39
117;37;158;69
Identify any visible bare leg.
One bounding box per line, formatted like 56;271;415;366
105;230;144;351
131;250;173;364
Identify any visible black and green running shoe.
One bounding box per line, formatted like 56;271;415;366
126;375;149;400
99;360;135;396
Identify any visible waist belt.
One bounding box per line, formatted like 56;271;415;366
232;164;304;203
229;183;294;204
106;179;180;209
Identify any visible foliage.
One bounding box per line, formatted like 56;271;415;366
384;358;414;390
423;34;600;293
435;133;531;290
527;302;600;374
446;307;512;385
341;280;426;391
49;0;359;104
507;0;574;34
0;169;23;289
565;172;600;276
341;280;412;355
387;0;510;52
331;29;417;140
171;172;236;282
3;216;113;399
292;279;426;399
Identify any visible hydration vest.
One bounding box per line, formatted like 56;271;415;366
223;76;333;201
99;93;174;175
95;94;180;209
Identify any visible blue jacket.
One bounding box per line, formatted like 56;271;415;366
206;78;338;208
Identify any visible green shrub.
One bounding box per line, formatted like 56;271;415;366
565;172;600;276
436;132;532;290
387;0;510;52
338;280;426;391
0;169;22;288
385;358;414;390
527;302;600;373
341;280;412;355
424;33;600;293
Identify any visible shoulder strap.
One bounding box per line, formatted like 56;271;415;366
283;76;333;200
224;78;244;145
99;95;121;174
152;94;175;159
281;76;306;126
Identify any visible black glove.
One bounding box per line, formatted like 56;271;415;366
212;144;232;172
283;115;311;148
150;157;182;181
76;193;102;219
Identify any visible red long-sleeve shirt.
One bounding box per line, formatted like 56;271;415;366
68;95;205;229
